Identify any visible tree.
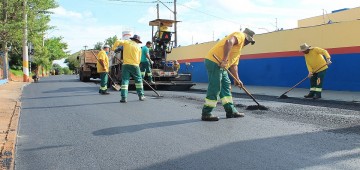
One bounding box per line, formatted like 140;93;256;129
93;42;103;50
52;63;62;74
62;67;71;75
1;0;58;78
93;35;117;51
45;37;68;61
64;51;80;71
1;0;23;78
104;35;118;49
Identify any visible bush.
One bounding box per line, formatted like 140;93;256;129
62;67;72;75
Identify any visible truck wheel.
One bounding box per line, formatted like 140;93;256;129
84;77;90;82
79;72;84;81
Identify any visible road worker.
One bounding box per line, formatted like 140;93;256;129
174;60;180;72
140;41;155;84
300;43;332;99
112;35;144;103
154;23;170;51
97;45;110;95
201;28;255;121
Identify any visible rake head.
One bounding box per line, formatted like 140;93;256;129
246;105;269;110
277;94;289;99
112;84;121;91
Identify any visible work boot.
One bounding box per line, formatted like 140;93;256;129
120;98;127;103
139;95;146;101
304;92;315;98
201;114;219;121
313;92;322;99
226;112;245;118
101;91;110;95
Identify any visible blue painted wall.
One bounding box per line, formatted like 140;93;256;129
179;53;360;91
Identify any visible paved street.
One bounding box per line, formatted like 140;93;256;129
15;75;360;170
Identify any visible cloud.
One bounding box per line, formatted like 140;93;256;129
49;6;83;19
49;6;125;54
50;1;360;54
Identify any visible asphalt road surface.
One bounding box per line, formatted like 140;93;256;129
16;75;360;170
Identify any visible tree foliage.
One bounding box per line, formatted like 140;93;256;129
104;35;118;48
45;37;68;61
94;42;103;51
1;0;69;73
93;35;118;50
65;51;80;71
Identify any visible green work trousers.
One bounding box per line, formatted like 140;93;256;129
121;64;144;99
202;59;238;116
140;61;153;82
99;72;108;93
309;69;327;95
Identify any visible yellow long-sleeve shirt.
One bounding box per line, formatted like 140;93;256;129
112;40;142;66
96;50;109;73
205;32;245;69
304;47;331;73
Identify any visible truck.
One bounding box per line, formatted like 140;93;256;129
109;19;195;91
77;50;100;82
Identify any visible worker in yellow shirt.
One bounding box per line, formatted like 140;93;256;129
201;28;255;121
97;45;110;95
112;35;144;103
155;23;170;51
159;23;169;38
300;43;332;99
174;60;180;72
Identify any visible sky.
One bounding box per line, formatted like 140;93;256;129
51;0;359;66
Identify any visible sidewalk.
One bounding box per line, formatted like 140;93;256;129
0;81;28;169
191;83;360;103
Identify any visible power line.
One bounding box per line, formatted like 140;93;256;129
177;3;242;26
109;0;173;3
108;0;156;3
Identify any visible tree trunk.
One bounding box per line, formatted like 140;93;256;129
2;43;9;80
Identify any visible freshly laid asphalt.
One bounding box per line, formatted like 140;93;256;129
15;75;360;170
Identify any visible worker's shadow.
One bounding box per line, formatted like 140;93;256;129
92;119;198;136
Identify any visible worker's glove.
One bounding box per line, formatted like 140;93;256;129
308;72;313;78
326;59;332;65
219;60;227;68
150;60;154;65
234;80;243;88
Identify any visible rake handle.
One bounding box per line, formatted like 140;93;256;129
212;54;261;106
143;79;161;97
280;63;328;96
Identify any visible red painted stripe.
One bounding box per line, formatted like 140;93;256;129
178;58;204;63
177;46;360;63
242;51;301;59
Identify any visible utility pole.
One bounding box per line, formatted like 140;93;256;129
157;0;159;19
2;0;9;80
275;18;278;31
22;0;29;82
174;0;177;47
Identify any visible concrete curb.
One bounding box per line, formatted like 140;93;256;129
0;102;21;170
0;82;28;170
